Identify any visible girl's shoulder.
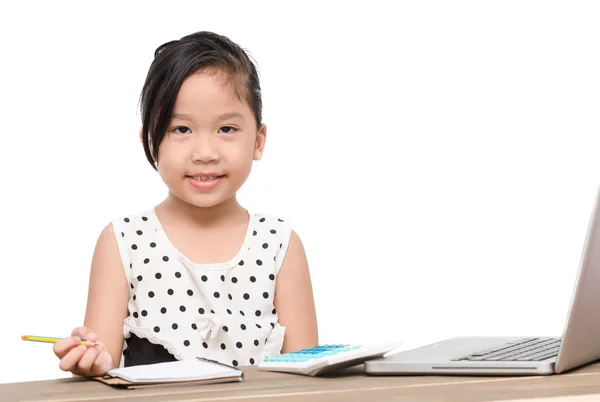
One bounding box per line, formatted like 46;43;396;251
110;209;155;229
248;211;292;235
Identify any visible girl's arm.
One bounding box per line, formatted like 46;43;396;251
53;223;128;376
274;230;319;353
83;223;129;369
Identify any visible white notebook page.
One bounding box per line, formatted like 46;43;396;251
107;359;242;383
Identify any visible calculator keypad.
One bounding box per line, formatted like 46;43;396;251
263;344;362;363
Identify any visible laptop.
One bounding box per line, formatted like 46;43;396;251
365;187;600;376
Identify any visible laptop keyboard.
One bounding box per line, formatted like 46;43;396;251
452;337;561;362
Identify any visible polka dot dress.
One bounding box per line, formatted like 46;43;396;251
112;209;291;368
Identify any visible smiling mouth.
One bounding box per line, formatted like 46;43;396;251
187;175;226;182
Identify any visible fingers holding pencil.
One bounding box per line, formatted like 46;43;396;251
76;341;112;376
52;329;93;358
52;327;111;376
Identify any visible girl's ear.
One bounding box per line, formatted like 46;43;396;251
253;124;267;161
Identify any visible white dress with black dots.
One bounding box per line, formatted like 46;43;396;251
111;209;291;368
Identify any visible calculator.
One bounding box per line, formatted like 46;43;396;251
258;343;402;376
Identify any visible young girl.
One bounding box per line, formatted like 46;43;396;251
52;31;319;376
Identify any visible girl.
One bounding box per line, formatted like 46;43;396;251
53;31;319;376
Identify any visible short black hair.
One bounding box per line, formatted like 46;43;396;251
139;31;262;170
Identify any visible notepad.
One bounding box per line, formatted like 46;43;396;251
94;357;244;389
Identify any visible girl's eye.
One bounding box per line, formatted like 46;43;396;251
173;126;191;134
219;126;237;134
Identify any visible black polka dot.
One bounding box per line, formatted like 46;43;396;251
263;292;269;298
162;256;169;262
137;275;143;282
214;292;220;298
211;309;215;314
260;218;266;222
254;339;259;346
180;305;186;312
253;230;257;236
244;293;250;300
241;324;246;330
201;275;207;282
187;289;194;296
231;277;238;284
168;288;174;295
124;217;130;223
172;323;178;330
272;308;277;314
270;322;275;328
144;258;150;264
174;272;182;279
239;260;244;266
223;326;229;332
136;230;143;235
130;283;134;289
202;342;208;349
129;263;132;269
150;242;156;248
155;273;162;279
131;244;138;250
280;243;283;248
184;340;190;347
221;343;226;350
270;229;276;234
221;275;225;282
153;326;160;333
236;342;243;348
255;310;261;317
240;310;245;316
133;312;138;318
232;360;238;366
121;232;124;237
161;307;167;314
227;309;232;314
269;274;275;280
148;291;155;298
228;294;233;300
262;243;268;249
256;324;262;329
141;310;147;317
142;216;148;221
250;276;257;283
192;323;197;330
198;308;205;314
256;259;262;266
250;358;255;364
278;218;284;222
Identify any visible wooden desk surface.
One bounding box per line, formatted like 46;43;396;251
4;363;600;402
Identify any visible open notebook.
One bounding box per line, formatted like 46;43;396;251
94;357;244;389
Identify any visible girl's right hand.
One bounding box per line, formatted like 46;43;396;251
53;326;113;377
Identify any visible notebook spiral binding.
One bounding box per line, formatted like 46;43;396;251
195;357;245;378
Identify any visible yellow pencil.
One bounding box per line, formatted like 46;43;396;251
22;335;95;346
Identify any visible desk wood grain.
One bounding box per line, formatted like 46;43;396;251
3;364;600;402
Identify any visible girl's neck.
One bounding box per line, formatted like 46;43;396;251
156;192;247;228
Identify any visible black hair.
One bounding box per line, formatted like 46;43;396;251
139;31;262;170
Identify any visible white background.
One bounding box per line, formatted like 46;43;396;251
0;0;599;384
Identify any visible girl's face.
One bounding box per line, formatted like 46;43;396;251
155;70;266;209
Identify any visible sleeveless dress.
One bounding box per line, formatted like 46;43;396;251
111;208;291;368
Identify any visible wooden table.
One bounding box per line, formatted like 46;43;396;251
4;363;600;402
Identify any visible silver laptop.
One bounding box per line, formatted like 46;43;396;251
365;187;600;376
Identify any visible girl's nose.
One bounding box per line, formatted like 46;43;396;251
191;134;220;163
